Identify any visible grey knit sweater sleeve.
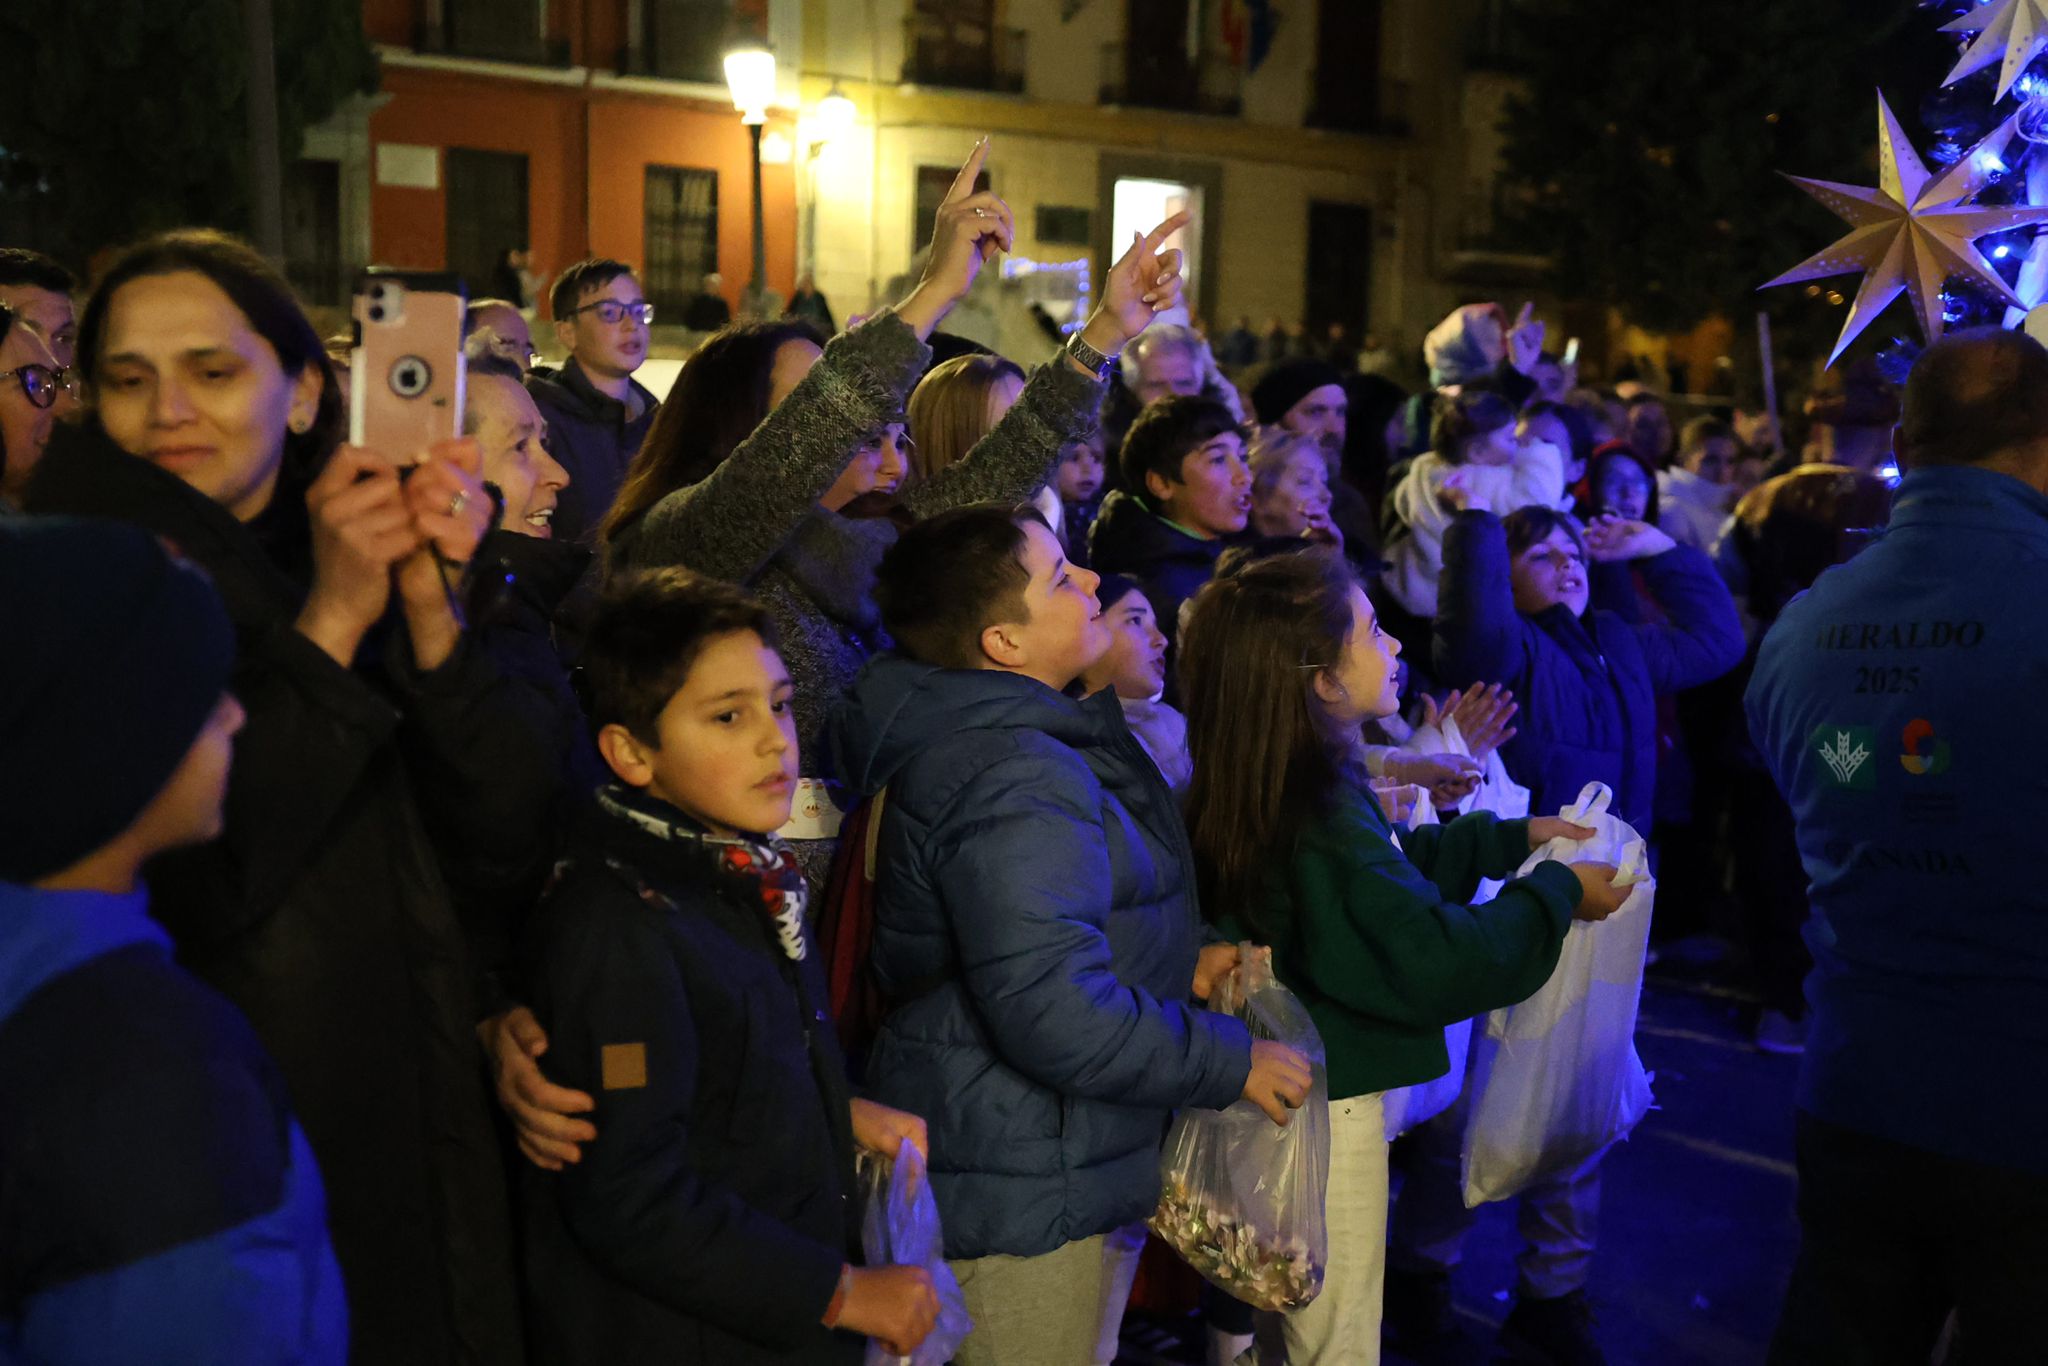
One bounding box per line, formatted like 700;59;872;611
902;352;1108;519
627;312;932;583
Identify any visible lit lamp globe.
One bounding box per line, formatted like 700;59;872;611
816;84;857;144
723;45;777;126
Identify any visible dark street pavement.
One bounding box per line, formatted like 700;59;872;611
1119;952;1803;1365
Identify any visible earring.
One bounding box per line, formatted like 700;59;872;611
288;414;310;435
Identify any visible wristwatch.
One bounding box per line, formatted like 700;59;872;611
1064;332;1120;380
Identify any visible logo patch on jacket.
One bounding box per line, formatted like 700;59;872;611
1813;725;1875;789
1900;718;1952;776
601;1043;648;1090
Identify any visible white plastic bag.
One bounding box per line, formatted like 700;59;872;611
1149;950;1332;1312
1379;717;1529;1140
858;1138;973;1366
1460;782;1656;1207
1380;1015;1472;1141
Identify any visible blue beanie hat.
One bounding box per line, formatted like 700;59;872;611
0;517;237;882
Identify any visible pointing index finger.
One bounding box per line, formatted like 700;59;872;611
1142;210;1193;253
943;136;991;205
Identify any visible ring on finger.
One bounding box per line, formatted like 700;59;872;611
447;491;470;518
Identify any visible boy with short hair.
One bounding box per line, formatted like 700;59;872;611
832;504;1312;1366
526;257;660;543
0;518;346;1364
520;567;939;1366
1088;394;1252;646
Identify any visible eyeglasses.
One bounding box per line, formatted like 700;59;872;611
2;362;63;410
564;300;654;326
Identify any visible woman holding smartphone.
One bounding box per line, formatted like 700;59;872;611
26;229;548;1366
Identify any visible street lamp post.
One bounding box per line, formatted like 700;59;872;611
723;44;777;314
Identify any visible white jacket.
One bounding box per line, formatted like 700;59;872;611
1657;466;1735;552
1384;440;1571;618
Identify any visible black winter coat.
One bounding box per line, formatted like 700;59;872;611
27;427;543;1366
458;528;604;1014
1088;489;1242;649
521;793;864;1365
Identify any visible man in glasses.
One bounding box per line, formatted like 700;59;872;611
0;248;78;374
0;302;64;508
527;257;661;543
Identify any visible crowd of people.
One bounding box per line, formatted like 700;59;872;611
1;131;2041;1366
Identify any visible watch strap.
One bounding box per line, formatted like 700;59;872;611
1065;332;1119;379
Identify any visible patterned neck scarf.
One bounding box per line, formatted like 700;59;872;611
596;786;809;961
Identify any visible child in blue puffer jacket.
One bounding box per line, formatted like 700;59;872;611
832;505;1315;1366
1385;501;1742;1362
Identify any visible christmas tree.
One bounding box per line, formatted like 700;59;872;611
1766;0;2048;365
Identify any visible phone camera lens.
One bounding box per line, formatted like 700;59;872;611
390;356;432;398
368;304;386;323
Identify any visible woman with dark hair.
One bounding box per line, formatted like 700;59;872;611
603;319;828;543
604;138;1190;882
1579;442;1661;527
25;228;549;1365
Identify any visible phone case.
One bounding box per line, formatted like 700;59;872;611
350;270;467;461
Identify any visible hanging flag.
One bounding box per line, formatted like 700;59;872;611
1219;0;1279;73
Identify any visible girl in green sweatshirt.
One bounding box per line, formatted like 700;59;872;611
1177;548;1627;1365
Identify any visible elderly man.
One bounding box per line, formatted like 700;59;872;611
1097;323;1242;483
1747;326;2048;1365
467;298;537;375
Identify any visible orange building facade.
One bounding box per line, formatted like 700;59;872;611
321;0;799;320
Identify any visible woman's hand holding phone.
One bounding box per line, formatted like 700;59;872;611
296;445;423;666
394;437;490;669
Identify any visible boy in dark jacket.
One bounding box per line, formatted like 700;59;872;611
526;258;661;543
1089;395;1252;648
831;504;1313;1366
0;518;346;1364
521;568;939;1365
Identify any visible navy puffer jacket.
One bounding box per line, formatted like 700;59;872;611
1432;510;1743;828
830;656;1253;1260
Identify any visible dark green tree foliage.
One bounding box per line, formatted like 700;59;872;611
0;0;376;263
1496;0;1924;333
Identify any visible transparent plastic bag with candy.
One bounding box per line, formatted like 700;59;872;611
858;1138;973;1366
1148;948;1332;1312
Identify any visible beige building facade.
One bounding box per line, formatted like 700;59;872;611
791;0;1543;361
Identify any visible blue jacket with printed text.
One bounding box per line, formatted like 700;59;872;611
1747;464;2048;1175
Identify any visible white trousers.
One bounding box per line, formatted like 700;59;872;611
1263;1093;1388;1365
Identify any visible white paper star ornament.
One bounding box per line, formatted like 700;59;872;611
1764;93;2048;363
1942;0;2048;103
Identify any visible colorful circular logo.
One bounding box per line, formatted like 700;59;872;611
1900;718;1952;776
